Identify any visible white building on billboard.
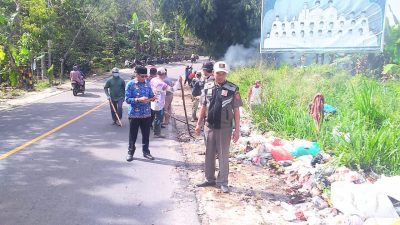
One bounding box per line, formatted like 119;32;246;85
263;0;378;49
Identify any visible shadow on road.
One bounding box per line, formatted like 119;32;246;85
78;93;101;98
0;100;191;225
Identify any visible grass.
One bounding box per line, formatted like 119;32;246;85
0;88;26;99
34;80;51;91
229;64;400;175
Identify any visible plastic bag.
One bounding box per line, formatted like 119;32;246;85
291;142;321;157
272;147;294;161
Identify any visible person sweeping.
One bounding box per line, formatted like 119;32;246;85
104;67;126;126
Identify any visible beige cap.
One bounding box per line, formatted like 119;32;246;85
213;61;229;74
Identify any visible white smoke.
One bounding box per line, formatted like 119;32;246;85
223;39;261;68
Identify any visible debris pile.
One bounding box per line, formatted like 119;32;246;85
229;112;400;225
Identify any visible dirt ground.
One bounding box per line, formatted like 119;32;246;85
171;85;305;225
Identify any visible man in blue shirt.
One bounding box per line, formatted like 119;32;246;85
125;66;156;161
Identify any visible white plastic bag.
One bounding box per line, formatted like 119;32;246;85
331;182;399;219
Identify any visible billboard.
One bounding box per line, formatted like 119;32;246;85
260;0;387;53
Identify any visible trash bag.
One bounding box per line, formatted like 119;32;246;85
375;176;400;201
324;104;337;114
363;218;400;225
331;182;399;219
291;142;321;157
272;147;294;161
272;138;285;146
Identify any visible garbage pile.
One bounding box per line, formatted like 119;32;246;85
231;117;400;225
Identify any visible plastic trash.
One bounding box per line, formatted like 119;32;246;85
312;196;329;210
329;167;366;184
331;181;399;219
295;210;307;221
311;153;324;167
272;147;294;161
332;126;351;143
245;141;253;153
324;104;337;114
327;215;364;225
272;138;284;146
375;176;400;201
240;124;251;137
245;149;259;159
291;142;321;157
279;160;293;167
363;218;400;225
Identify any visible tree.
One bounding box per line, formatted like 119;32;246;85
160;0;261;57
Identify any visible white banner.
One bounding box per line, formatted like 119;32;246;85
260;0;387;53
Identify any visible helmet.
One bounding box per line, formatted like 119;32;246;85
112;67;119;73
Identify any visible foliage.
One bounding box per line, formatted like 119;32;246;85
229;65;400;175
0;0;178;88
34;79;51;91
9;69;19;87
160;0;261;57
383;63;400;79
385;25;400;65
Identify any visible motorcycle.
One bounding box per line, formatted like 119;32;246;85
71;81;85;96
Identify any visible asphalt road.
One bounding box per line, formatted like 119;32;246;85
0;60;204;225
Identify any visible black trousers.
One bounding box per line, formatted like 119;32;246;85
128;117;152;155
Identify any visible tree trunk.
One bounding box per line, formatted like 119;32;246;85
41;55;46;80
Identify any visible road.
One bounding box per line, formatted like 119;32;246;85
0;61;204;225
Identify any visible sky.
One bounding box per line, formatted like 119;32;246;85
387;0;400;25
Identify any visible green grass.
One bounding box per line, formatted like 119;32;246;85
0;88;26;99
229;65;400;175
34;80;51;91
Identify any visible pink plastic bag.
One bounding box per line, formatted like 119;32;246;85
272;147;294;161
272;138;284;146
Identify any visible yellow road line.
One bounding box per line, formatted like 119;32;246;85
0;101;108;160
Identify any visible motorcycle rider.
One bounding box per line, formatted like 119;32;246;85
70;66;85;88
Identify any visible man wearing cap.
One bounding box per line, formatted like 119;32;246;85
104;68;126;126
150;67;168;137
125;66;157;161
202;61;214;82
191;71;204;122
195;61;242;193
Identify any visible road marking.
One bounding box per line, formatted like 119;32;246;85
0;101;108;160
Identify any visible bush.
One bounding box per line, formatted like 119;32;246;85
229;65;400;175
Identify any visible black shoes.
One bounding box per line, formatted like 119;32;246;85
127;153;155;161
143;153;155;160
196;181;230;193
126;154;134;162
220;185;230;193
196;181;216;187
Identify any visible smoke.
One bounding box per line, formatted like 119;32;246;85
223;39;260;68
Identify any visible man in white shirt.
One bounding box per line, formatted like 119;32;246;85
150;67;168;138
